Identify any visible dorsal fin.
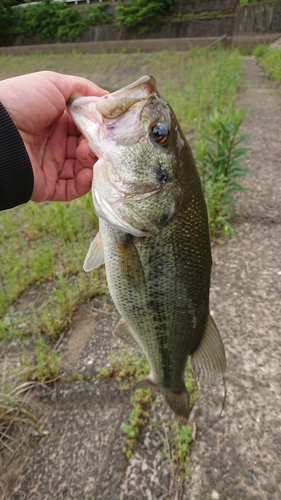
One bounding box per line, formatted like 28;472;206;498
191;314;226;384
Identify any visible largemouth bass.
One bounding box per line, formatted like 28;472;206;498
68;75;226;419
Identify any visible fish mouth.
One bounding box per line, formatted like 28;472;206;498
93;188;160;237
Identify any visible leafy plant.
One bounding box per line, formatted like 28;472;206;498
161;47;242;134
97;345;151;458
239;0;266;4
116;0;173;33
122;389;151;459
195;108;249;241
12;0;86;41
98;346;199;460
64;372;84;382
85;4;111;26
21;339;61;382
0;0;17;39
97;344;150;381
169;421;194;479
254;44;281;83
0;190;103;341
0;360;43;462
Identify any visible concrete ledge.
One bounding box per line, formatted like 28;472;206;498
233;33;281;50
0;34;279;56
0;37;231;55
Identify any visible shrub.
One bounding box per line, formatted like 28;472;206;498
195;108;249;241
116;0;173;33
12;0;86;41
85;4;111;26
254;45;281;83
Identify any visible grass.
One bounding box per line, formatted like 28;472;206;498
0;47;241;134
0;192;108;342
239;0;267;4
0;47;245;343
0;361;43;456
97;344;198;468
254;44;281;82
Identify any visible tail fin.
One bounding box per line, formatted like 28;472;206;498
160;385;190;419
135;376;190;419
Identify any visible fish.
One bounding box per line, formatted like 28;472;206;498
67;75;226;419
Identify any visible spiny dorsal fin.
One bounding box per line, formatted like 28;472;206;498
83;231;104;272
191;314;226;384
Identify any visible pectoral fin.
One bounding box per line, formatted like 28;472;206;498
116;233;146;290
83;231;104;272
191;314;226;384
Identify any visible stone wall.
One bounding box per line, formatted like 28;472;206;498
174;0;238;14
234;0;281;34
6;0;281;48
78;17;235;43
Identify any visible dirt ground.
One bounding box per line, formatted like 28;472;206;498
1;55;280;500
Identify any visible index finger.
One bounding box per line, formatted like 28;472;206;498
41;71;109;101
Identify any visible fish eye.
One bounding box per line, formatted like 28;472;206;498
151;122;169;145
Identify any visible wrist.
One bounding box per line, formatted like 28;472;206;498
0;102;34;210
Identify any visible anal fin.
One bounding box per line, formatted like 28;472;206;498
113;318;140;350
191;314;226;384
134;376;156;391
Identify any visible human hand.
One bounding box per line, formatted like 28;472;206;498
0;71;107;202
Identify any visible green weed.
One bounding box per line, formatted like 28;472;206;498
64;372;84;382
162;47;242;134
0;362;43;459
122;389;151;459
0;50;244;454
97;344;150;381
195;108;249;241
21;339;61;383
239;0;265;4
254;44;281;82
0;190;104;340
97;345;151;458
11;0;87;42
169;421;194;479
184;359;199;409
85;4;111;27
98;345;198;460
116;0;173;33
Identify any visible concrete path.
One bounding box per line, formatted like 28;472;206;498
9;56;281;500
186;56;281;500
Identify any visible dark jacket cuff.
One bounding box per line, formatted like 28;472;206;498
0;102;34;211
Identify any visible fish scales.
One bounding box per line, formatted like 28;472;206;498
68;75;226;418
101;202;210;391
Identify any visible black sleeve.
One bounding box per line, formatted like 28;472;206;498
0;102;34;211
